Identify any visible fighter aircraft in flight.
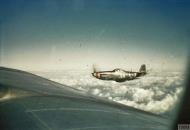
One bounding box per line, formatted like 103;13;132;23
92;64;146;82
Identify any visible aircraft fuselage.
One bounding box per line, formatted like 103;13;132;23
92;64;146;82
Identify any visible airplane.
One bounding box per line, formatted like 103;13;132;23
92;64;147;82
0;67;170;130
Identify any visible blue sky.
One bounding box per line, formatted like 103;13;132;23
0;0;190;71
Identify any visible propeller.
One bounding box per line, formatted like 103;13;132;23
93;64;97;73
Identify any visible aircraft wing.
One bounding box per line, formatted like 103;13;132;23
0;67;170;130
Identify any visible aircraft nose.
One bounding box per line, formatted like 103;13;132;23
92;73;96;77
92;72;100;78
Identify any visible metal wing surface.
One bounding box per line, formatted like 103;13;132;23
0;67;170;130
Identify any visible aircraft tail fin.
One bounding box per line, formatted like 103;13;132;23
139;64;146;75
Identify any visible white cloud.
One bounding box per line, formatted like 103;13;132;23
35;70;185;114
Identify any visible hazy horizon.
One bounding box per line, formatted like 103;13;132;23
0;0;189;71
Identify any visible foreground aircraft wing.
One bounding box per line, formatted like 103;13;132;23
0;67;170;130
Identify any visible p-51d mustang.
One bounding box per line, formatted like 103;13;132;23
92;64;146;82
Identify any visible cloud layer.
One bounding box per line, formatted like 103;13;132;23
35;70;185;114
